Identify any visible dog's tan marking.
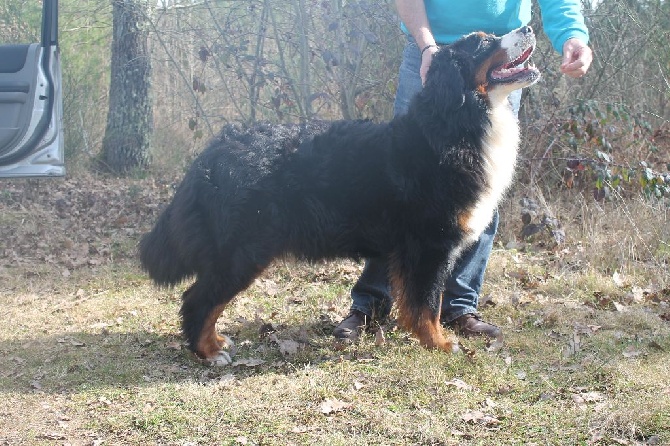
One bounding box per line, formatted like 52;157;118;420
457;210;475;234
196;303;228;359
402;306;459;353
474;48;509;88
390;267;458;354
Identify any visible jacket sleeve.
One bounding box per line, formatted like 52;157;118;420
537;0;590;54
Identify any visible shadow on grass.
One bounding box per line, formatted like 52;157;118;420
0;318;363;394
1;330;182;393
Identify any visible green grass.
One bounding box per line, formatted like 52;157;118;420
1;255;668;445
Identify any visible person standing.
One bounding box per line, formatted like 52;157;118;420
334;0;593;342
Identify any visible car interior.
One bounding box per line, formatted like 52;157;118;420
0;0;64;178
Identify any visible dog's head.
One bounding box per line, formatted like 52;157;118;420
424;26;540;110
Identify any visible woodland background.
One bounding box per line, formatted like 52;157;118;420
1;0;669;189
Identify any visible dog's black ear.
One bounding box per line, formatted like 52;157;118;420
418;48;471;114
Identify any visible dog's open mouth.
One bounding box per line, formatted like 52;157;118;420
489;45;540;84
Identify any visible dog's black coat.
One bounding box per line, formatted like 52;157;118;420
140;33;523;359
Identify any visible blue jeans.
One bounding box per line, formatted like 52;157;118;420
350;37;521;322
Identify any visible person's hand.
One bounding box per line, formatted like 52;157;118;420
560;38;593;78
420;45;439;85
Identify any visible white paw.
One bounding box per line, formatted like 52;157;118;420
207;350;232;367
220;335;237;356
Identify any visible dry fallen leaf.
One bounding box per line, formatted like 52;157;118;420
445;378;472;391
646;435;661;445
165;341;182;350
572;391;606;411
622;345;643;358
571;393;587;410
581;391;605;402
458;341;477;359
479;294;496;307
374;327;386;346
625;287;646;304
460;409;500;426
277;339;300;357
217;374;236;386
450;429;474;440
232;358;265;367
320;398;351;415
612;271;625;287
259;278;279;296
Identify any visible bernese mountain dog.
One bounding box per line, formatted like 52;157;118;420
140;26;540;365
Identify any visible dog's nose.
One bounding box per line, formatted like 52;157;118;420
520;25;533;35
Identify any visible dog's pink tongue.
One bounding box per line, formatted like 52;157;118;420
490;66;527;80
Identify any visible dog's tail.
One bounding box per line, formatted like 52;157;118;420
139;200;196;287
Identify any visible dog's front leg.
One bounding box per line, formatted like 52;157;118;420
388;247;459;353
404;299;459;353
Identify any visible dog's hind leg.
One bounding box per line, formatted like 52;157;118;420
180;253;271;364
388;246;460;353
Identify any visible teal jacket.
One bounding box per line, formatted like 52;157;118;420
401;0;589;54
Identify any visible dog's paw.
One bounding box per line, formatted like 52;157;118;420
218;334;237;356
206;350;232;367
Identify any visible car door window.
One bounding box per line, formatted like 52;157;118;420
0;0;64;177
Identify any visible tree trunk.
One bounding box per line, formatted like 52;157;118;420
102;0;153;174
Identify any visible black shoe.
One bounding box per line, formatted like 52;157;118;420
446;313;502;339
333;310;371;341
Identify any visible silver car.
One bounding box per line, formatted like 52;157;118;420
0;0;64;177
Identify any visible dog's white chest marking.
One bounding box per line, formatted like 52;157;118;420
462;101;519;241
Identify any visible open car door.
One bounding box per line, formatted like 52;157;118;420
0;0;64;177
